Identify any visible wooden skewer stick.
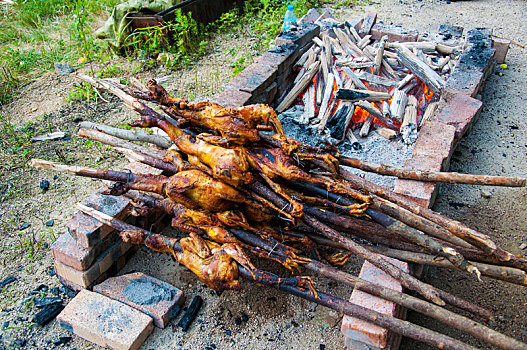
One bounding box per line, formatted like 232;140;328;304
80;121;171;149
339;157;527;187
335;167;527;270
369;245;527;287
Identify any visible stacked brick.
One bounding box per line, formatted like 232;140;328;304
51;161;163;291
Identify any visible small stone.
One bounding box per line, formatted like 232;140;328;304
0;276;16;288
45;220;54;227
31;284;49;295
52;336;72;346
40;180;50;191
224;329;231;336
13;338;27;347
53;175;59;180
320;345;326;350
2;321;9;329
59;285;77;298
480;189;492;198
54;63;75;75
19;223;30;230
240;312;249;322
234;317;242;325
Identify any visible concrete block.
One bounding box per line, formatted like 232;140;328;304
342;258;409;348
94;272;184;328
211;88;252;107
55;239;132;289
57;289;153;350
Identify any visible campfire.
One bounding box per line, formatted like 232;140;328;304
276;15;463;149
29;70;527;350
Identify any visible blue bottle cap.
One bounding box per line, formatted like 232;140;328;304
287;4;294;10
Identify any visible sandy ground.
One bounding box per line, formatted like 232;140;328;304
0;0;526;349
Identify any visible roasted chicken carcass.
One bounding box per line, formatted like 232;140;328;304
130;114;254;187
120;230;316;293
145;80;287;146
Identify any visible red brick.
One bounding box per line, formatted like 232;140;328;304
52;232;119;271
211;88;252;107
412;120;457;167
55;240;132;289
299;8;320;24
433;94;483;143
443;66;485;100
256;43;299;76
68;191;130;248
225;63;277;97
342;258;409;348
371;22;419;43
393;155;444;208
57;290;153;350
248;82;277;105
358;12;377;38
492;37;510;64
94;272;184;328
275;22;320;49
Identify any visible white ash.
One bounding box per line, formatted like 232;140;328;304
279;110;414;190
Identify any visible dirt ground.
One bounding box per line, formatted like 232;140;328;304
0;0;526;349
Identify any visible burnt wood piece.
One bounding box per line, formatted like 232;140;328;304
177;295;203;331
33;303;64;326
396;45;446;93
328;104;351;140
335;89;390;102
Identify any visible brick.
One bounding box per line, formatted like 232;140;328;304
52;232;119;271
443;65;485;99
299;8;320;24
55;239;132;289
410;120;456;171
248;82;277;105
433;94;483;143
492;37;510;64
371;22;419;43
57;290;153;350
275;23;320;49
256;43;299;76
68;191;130;248
94;272;184;328
466;28;493;47
342;258;409;349
211;88;252;107
225;63;277;97
393;155;444;208
358;12;377;38
438;24;464;38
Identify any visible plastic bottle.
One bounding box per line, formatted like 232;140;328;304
283;4;297;32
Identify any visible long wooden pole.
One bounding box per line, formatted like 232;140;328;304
340;157;526;187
